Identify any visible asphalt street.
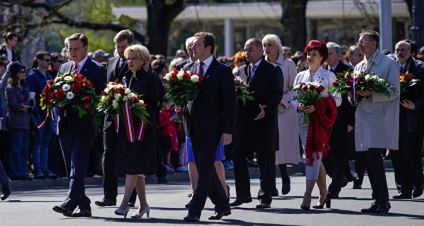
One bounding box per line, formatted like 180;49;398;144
1;170;423;226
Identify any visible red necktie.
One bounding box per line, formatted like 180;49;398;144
72;63;78;73
198;61;204;78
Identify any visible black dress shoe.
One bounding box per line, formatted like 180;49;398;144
208;210;231;220
375;202;391;214
300;204;310;210
360;202;379;213
393;193;412;199
271;188;279;197
73;208;92;217
413;186;423;198
342;176;353;187
183;213;200;222
53;205;73;217
1;186;11;201
229;197;252;206
256;202;270;209
95;198;116;206
129;201;135;208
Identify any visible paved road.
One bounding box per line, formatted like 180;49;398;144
1;170;423;226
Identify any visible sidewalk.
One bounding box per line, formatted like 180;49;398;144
9;159;401;189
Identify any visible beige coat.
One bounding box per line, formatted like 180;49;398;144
353;50;400;151
266;54;300;164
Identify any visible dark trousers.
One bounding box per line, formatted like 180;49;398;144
390;132;424;194
188;136;229;216
327;150;350;194
354;151;368;185
59;135;94;210
233;151;275;205
102;123;118;201
366;148;389;203
0;131;10;175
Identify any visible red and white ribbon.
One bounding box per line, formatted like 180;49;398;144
118;100;146;143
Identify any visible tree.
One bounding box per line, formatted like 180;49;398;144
145;0;186;55
280;0;308;52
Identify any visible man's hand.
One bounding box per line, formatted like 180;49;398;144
254;104;266;120
221;133;232;145
400;99;415;110
303;105;315;114
357;90;372;97
347;125;354;133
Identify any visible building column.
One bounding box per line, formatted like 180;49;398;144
379;0;392;52
224;18;234;56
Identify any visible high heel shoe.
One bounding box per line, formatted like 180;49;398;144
312;194;331;209
115;207;130;218
300;204;310;210
131;205;150;218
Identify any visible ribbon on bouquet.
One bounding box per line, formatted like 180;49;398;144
116;100;146;143
37;109;55;130
351;75;357;104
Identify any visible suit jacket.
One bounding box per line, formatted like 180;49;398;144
57;57;107;137
234;58;284;152
182;57;237;139
327;60;356;152
400;57;424;133
175;59;191;70
106;56;131;82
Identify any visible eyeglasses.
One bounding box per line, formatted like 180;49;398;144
356;40;369;45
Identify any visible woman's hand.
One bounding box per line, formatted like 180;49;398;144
303;105;315;114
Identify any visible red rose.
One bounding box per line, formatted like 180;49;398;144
75;74;84;81
118;87;125;95
55;88;64;98
86;82;93;89
82;96;90;102
84;103;92;111
72;82;83;92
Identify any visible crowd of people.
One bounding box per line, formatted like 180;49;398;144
0;28;423;222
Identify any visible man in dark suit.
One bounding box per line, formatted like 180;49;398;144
390;40;424;199
182;32;236;222
52;33;106;217
324;42;356;198
231;38;283;209
95;30;134;207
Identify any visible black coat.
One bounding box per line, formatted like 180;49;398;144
182;58;237;139
234;58;283;152
57;58;107;137
400;57;424;133
0;44;18;62
115;69;159;176
327;61;356;152
5;81;31;129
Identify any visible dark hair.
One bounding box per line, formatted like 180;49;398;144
50;52;63;62
304;40;328;64
113;29;134;44
194;32;215;55
31;51;50;69
151;59;167;73
68;33;88;47
359;30;379;48
3;32;18;41
7;62;26;85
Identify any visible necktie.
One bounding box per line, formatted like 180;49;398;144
247;64;257;83
72;63;78;73
119;59;126;71
198;61;204;78
400;65;405;73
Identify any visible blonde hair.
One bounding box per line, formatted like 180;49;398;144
124;44;151;72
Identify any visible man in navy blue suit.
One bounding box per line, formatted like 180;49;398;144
53;33;106;217
182;32;237;222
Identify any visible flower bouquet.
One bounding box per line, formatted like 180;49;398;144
331;70;397;104
40;71;98;118
400;72;420;94
234;76;254;106
164;70;202;123
97;82;149;142
293;82;325;124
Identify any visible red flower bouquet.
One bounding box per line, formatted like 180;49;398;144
400;72;420;94
234;76;254;106
293;82;325;124
40;71;98;118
